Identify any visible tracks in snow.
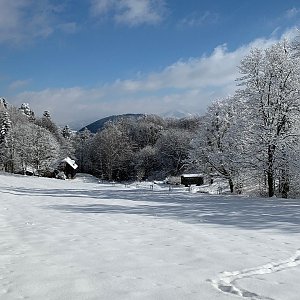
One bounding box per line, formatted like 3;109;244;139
209;249;300;300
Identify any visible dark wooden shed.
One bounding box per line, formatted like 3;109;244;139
181;174;204;187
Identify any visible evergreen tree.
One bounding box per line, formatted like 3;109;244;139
0;111;12;170
43;110;51;119
0;97;8;109
62;125;71;139
0;111;11;143
19;103;35;121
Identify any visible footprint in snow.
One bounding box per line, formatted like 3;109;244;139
209;249;300;300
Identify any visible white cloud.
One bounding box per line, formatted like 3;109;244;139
178;11;219;28
91;0;113;14
90;0;166;26
58;22;78;34
285;8;300;19
0;0;30;43
12;28;298;128
114;35;282;93
9;79;32;90
0;0;75;45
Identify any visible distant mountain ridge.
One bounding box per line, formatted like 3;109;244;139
79;113;144;133
79;111;197;133
162;110;195;119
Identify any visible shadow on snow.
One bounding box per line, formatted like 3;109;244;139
2;184;300;233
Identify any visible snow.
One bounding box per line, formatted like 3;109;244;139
181;174;204;178
62;157;78;169
191;177;231;194
0;173;300;300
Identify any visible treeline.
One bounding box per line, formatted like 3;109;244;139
0;98;200;181
0;101;74;176
1;39;300;198
75;115;200;181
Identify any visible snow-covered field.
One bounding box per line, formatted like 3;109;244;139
0;173;299;300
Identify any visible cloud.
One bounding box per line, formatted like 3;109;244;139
178;11;219;28
90;0;167;26
9;79;32;90
0;0;76;45
58;22;78;34
114;34;283;93
285;8;300;19
12;27;298;128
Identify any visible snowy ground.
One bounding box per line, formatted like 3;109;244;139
0;173;299;300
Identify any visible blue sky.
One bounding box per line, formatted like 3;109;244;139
1;0;300;127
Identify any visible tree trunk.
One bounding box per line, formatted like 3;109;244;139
267;145;275;197
222;168;234;193
280;168;289;199
228;178;234;193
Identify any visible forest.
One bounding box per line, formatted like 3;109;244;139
1;39;300;198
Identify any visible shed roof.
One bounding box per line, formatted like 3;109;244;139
62;157;78;169
181;174;204;178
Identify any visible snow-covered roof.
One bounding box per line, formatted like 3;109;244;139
181;174;204;178
62;157;78;169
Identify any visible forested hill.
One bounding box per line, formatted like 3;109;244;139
79;113;144;133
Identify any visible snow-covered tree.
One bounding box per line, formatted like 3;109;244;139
128;116;164;149
0;103;62;175
0;97;8;109
43;110;51;119
31;125;60;175
62;125;72;139
0;111;12;170
135;145;158;180
91;122;134;180
58;125;75;160
0;106;33;172
3;121;59;175
0;111;11;143
74;128;93;173
190;97;243;193
35;111;62;144
155;128;193;177
11;122;34;173
237;40;300;197
19;103;35;121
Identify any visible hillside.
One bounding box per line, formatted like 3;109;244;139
79;113;144;133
